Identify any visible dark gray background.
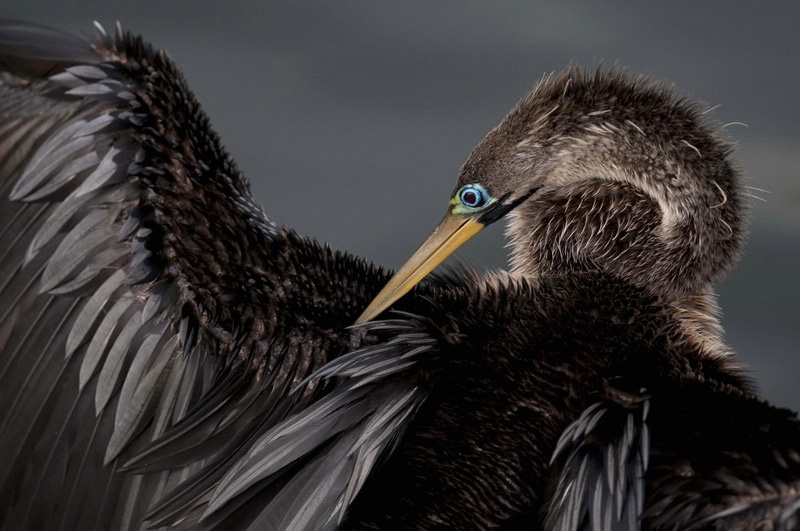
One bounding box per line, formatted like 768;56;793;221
6;2;800;408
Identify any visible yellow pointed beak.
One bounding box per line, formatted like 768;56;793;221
355;213;485;324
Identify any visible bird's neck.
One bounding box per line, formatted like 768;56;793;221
505;182;741;368
505;175;740;300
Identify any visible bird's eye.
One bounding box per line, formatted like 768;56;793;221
460;188;483;207
452;184;491;214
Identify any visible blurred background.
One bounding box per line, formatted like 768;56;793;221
5;2;799;407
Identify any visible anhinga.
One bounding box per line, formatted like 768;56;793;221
1;20;799;531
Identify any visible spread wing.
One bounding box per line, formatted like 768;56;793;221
0;21;388;530
185;317;436;530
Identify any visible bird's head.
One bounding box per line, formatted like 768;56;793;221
356;67;745;324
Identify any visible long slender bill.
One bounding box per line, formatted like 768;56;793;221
355;213;485;324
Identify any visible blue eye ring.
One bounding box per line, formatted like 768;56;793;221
451;184;492;214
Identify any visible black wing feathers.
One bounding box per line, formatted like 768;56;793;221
0;21;386;530
546;398;650;531
546;376;800;531
642;380;800;530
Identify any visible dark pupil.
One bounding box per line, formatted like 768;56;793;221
462;189;480;206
